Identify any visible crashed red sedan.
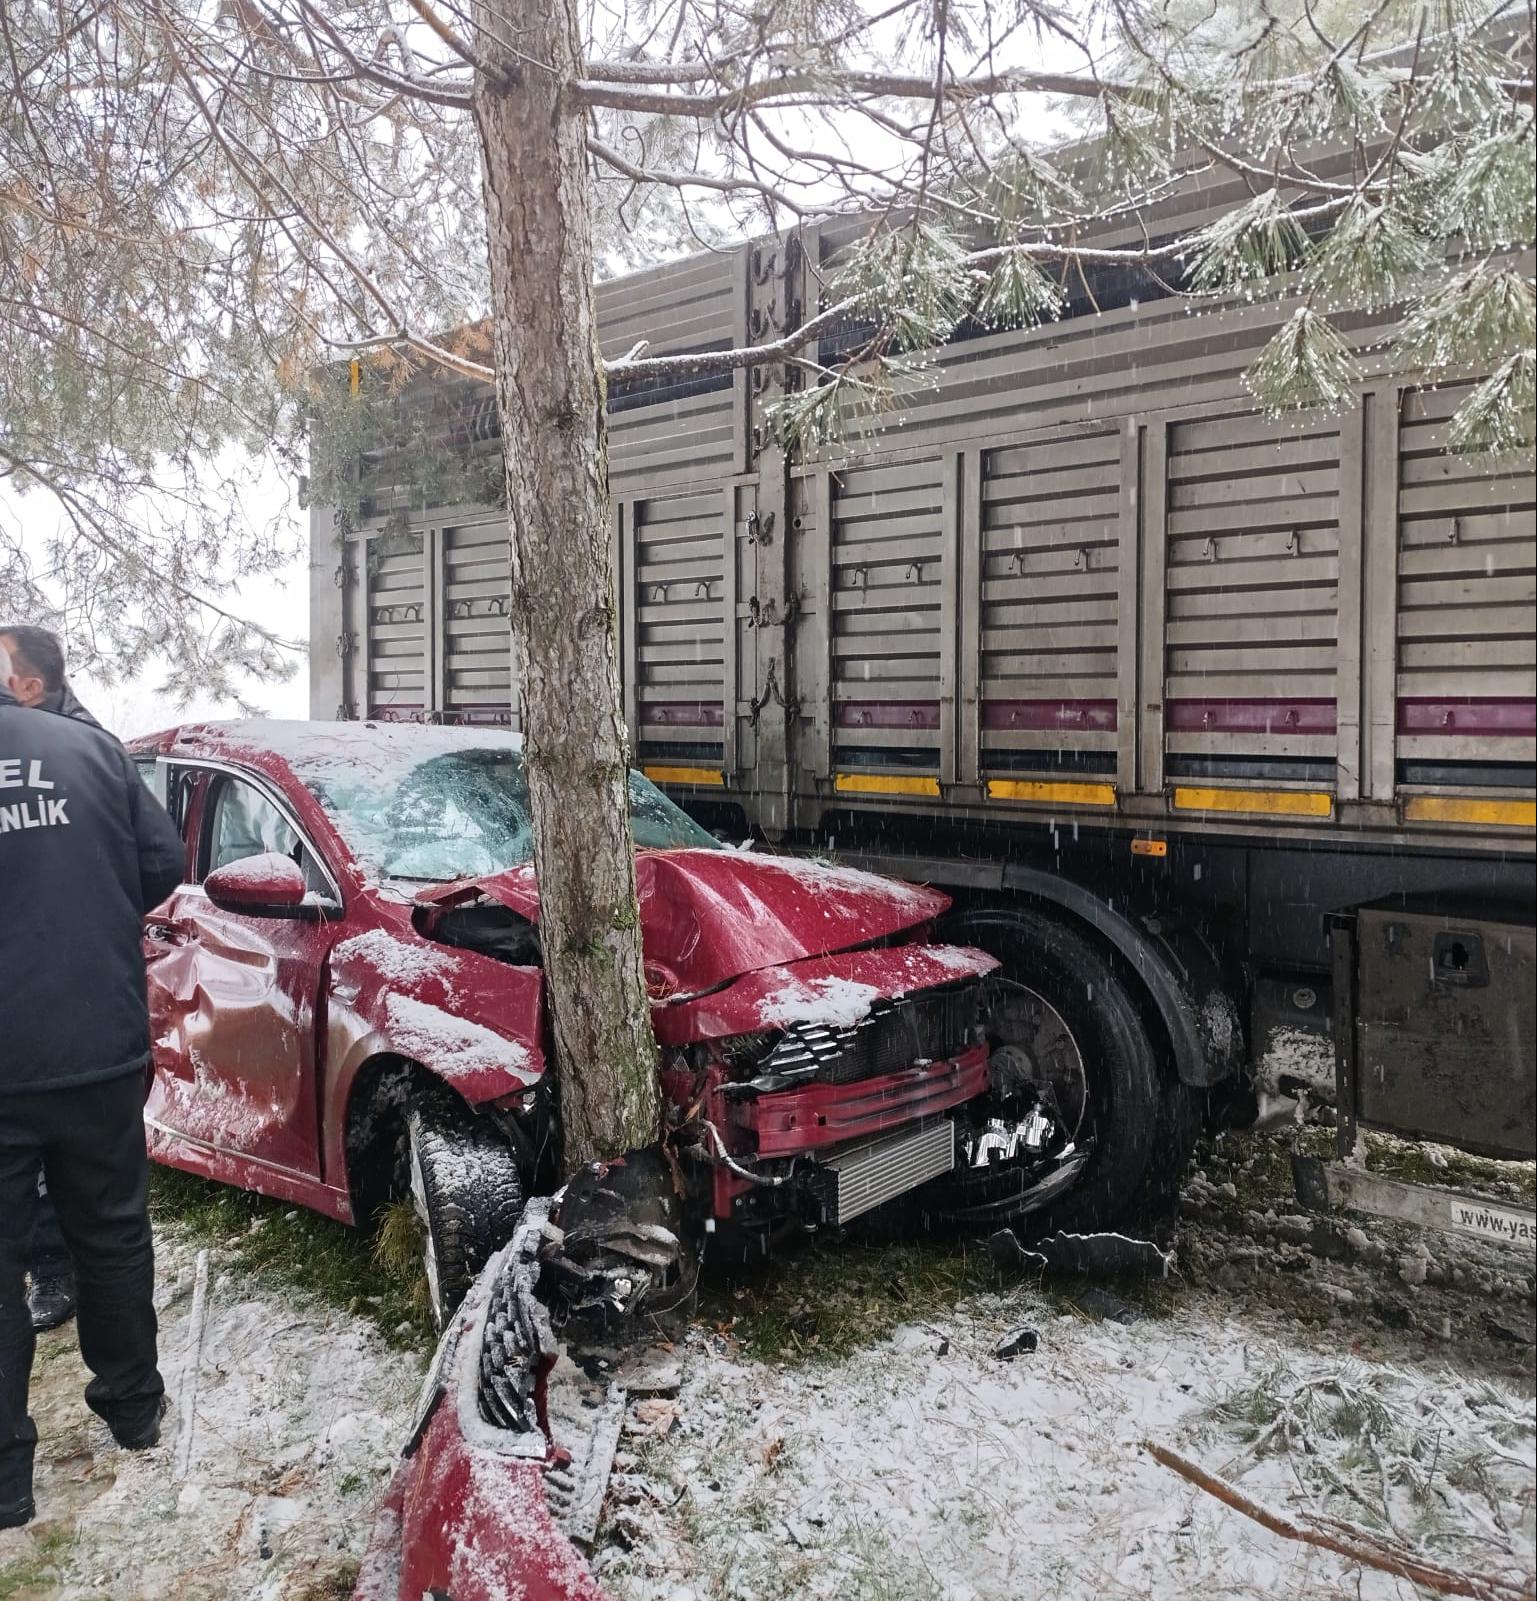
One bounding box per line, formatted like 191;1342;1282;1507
127;720;1021;1323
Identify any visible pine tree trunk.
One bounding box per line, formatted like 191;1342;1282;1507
471;0;660;1170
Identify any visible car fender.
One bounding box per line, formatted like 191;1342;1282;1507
320;927;546;1186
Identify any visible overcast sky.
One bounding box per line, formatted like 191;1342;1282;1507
4;484;311;739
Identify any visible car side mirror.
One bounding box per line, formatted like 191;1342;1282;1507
204;852;310;916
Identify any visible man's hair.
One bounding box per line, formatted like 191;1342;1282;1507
0;624;66;692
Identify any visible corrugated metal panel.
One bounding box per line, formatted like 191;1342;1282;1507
602;253;740;492
609;389;737;485
817;296;1403;462
1395;383;1537;767
596;253;737;360
977;425;1121;773
442;520;520;727
632;488;728;760
358;531;427;719
1164;409;1342;768
829;457;945;768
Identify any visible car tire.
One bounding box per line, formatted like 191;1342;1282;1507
408;1093;525;1331
920;908;1199;1237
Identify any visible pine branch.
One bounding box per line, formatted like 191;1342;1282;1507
1146;1441;1535;1601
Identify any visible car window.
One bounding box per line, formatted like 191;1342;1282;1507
306;749;719;883
205;777;330;896
134;757;197;834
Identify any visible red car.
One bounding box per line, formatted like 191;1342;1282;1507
126;719;1058;1324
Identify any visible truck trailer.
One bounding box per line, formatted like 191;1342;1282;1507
308;181;1536;1243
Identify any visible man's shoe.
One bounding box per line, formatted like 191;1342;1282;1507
109;1396;168;1452
0;1495;35;1531
27;1275;76;1332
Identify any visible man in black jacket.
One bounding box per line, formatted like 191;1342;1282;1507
0;641;185;1530
0;624;103;1333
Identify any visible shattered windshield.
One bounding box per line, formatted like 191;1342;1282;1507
306;748;719;881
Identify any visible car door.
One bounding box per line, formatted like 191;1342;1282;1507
143;764;339;1183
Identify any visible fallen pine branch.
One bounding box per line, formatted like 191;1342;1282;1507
1144;1440;1536;1601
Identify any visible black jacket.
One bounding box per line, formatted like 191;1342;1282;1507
39;681;106;732
0;689;184;1093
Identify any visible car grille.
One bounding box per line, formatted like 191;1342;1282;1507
758;982;983;1087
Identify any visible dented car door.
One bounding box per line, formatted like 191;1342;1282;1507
144;765;335;1182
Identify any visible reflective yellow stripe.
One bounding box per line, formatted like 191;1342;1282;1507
1173;786;1333;818
834;772;941;797
987;779;1117;807
1403;795;1536;828
643;765;725;788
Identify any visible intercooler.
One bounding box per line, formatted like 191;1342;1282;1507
812;1119;955;1225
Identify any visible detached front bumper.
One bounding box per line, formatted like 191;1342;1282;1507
354;1203;609;1601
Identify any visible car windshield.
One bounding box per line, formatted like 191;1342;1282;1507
305;747;720;881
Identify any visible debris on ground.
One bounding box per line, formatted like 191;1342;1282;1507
988;1228;1176;1278
991;1326;1039;1359
1072;1287;1143;1325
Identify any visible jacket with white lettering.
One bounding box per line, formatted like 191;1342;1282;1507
0;688;184;1093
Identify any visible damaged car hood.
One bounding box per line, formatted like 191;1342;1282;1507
416;849;951;996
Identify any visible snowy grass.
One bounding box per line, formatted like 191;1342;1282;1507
697;1231;1184;1366
1199;1354;1537;1559
0;1527;75;1598
6;1227;422;1601
599;1295;1537;1601
149;1168;434;1351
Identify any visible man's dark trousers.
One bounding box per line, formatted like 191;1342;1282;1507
0;1073;162;1504
30;1176;71;1281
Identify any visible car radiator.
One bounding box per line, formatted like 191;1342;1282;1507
814;1119;955;1225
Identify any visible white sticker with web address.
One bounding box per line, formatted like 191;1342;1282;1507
1448;1198;1536;1247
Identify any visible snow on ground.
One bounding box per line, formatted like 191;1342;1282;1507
598;1289;1536;1601
4;1133;1532;1601
1;1227;421;1601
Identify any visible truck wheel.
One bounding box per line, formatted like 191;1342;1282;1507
922;909;1198;1236
408;1094;525;1330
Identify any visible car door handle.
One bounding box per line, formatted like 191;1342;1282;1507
144;919;193;948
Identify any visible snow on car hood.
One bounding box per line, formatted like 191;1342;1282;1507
417;849;951;997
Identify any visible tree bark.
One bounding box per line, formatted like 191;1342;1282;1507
471;0;660;1170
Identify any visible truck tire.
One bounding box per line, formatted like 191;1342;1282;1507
408;1094;525;1330
922;908;1199;1236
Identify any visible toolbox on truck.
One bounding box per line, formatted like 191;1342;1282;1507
1329;898;1535;1162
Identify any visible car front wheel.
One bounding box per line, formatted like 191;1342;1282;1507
408;1092;526;1330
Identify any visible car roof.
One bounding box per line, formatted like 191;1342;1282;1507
131;718;524;786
